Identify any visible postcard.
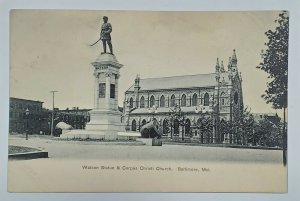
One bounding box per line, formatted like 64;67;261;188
8;10;288;192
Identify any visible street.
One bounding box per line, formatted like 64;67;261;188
7;135;287;193
9;135;283;163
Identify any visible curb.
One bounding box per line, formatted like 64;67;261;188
9;151;48;160
163;142;282;150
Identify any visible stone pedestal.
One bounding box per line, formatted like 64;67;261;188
60;53;125;140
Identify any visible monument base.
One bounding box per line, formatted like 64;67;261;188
60;109;125;140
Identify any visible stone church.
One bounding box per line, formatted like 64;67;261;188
123;50;243;143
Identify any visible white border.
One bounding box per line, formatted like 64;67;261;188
1;0;299;200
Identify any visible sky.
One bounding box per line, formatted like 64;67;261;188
10;10;282;114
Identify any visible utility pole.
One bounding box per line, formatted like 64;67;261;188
50;90;58;137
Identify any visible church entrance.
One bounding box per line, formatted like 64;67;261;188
185;119;191;137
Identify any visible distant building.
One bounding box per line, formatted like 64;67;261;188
252;113;280;125
9;97;93;135
123;50;244;143
54;107;91;130
9;97;45;134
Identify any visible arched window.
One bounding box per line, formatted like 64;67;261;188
142;119;147;126
204;93;209;106
131;119;136;131
150;95;155;107
196;118;202;127
129;97;133;108
220;119;226;142
163;119;168;135
220;92;226;106
173;119;179;135
192;93;197;106
185;119;191;136
181;94;186;107
170;94;176;107
160;95;165;107
234;92;239;104
140;96;145;108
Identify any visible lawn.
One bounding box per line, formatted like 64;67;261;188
8;145;39;154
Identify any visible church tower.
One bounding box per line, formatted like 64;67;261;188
134;74;140;108
230;49;238;76
220;60;225;73
215;58;220;73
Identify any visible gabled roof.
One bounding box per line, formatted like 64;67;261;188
10;97;43;103
252;113;280;124
126;73;230;92
129;106;209;115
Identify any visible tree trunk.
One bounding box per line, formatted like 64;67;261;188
182;125;184;141
283;107;287;166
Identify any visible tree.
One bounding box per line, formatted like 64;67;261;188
219;119;230;142
199;116;213;143
162;118;171;137
257;11;288;165
240;108;255;145
168;104;189;141
251;116;282;147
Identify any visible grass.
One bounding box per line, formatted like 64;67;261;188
8;145;40;154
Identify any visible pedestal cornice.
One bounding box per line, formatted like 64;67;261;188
91;53;123;69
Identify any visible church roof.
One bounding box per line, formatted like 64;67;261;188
129;106;208;114
126;73;229;92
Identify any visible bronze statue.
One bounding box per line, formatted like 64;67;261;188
90;16;113;54
100;16;113;54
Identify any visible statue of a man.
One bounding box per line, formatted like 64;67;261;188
100;16;113;54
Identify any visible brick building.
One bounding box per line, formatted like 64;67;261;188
9;97;92;135
9;97;46;134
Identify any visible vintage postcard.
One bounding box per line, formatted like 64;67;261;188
8;10;288;192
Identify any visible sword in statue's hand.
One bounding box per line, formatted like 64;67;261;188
90;38;101;46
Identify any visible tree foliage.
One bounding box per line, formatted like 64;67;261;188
168;104;186;126
257;11;289;109
198;116;213;135
252;117;282;147
238;107;255;145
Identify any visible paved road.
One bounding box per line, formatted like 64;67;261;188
8;136;286;192
9;135;283;163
